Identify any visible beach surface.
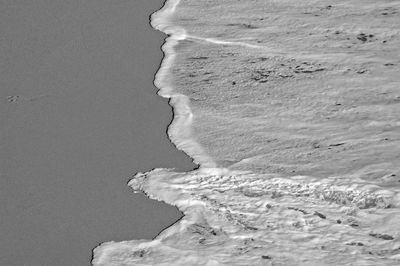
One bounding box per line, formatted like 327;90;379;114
0;0;195;265
93;0;400;265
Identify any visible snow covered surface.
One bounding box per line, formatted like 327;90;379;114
93;0;400;265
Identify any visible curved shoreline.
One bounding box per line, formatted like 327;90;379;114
91;1;207;264
151;0;216;169
0;0;196;265
91;1;219;264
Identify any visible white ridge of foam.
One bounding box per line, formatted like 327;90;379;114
187;35;268;50
150;0;216;169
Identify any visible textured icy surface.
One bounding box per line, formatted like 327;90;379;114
93;0;400;265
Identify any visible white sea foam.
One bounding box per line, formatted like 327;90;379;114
93;0;400;265
148;0;215;168
94;167;400;265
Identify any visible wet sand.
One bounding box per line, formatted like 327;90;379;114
0;0;195;265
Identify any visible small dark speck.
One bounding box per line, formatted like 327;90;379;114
261;255;272;260
369;233;394;240
357;34;368;42
189;56;209;60
346;242;364;246
314;211;326;219
328;143;345;147
337;219;342;224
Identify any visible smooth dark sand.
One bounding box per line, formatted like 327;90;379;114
0;0;195;265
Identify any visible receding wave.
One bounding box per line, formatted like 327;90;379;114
93;0;400;265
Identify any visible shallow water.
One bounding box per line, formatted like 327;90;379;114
93;0;400;265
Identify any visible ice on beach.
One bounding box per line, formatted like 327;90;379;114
93;0;400;265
